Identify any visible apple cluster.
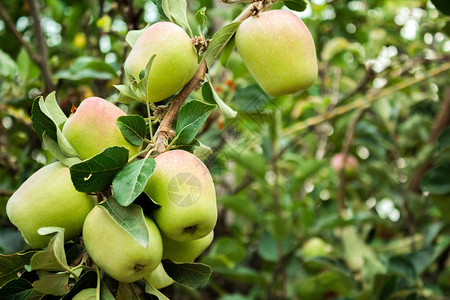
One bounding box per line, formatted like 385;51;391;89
5;4;318;294
7;96;217;287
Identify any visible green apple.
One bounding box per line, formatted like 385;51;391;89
124;22;198;103
62;97;141;160
235;10;318;96
330;152;359;179
144;150;217;242
6;162;95;248
300;237;332;258
82;205;162;283
162;231;214;262
300;237;333;273
73;288;96;300
144;263;174;290
144;232;214;289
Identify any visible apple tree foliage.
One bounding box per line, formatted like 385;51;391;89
1;0;450;299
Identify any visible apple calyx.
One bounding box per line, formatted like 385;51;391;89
184;226;198;234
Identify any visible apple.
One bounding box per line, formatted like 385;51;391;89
162;231;214;262
82;205;162;283
144;232;214;289
144;150;217;242
144;263;174;290
73;288;96;300
124;22;198;103
235;10;318;96
300;237;332;259
300;237;333;273
6;162;95;248
62;97;141;160
330;152;359;179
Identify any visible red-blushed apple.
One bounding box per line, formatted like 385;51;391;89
6;162;95;248
331;152;359;179
235;10;318;96
62;97;141;160
82;205;163;283
124;22;198;103
144;150;217;242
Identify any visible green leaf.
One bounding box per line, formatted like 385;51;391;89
0;278;34;300
144;283;170;300
151;0;169;21
40;91;67;127
162;260;212;288
114;85;142;103
167;0;191;35
203;79;237;118
116;115;147;146
220;37;235;68
125;24;150;47
43;132;82;167
31;96;57;141
205;22;242;68
99;198;150;248
284;0;308;12
193;142;213;160
54;56;118;81
17;48;39;83
69;146;129;193
0;49;17;79
161;0;173;22
35;93;80;158
32;271;69;296
175;99;217;145
61;271;97;300
116;282;140;300
135;54;157;100
431;0;450;15
438;127;450;151
421;162;450;195
0;250;37;286
112;158;156;207
195;7;207;35
231;85;270;113
30;227;68;272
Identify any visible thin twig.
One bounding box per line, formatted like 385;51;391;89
27;0;55;94
0;2;41;64
409;88;450;193
337;109;366;216
284;62;450;136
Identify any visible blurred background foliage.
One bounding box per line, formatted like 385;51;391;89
1;0;450;299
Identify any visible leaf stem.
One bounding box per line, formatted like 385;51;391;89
96;265;101;300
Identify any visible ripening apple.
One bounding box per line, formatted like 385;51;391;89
144;231;214;289
73;288;96;300
330;152;359;179
144;150;217;242
6;162;95;248
124;22;198;103
62;97;141;160
235;10;318;96
82;205;163;283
